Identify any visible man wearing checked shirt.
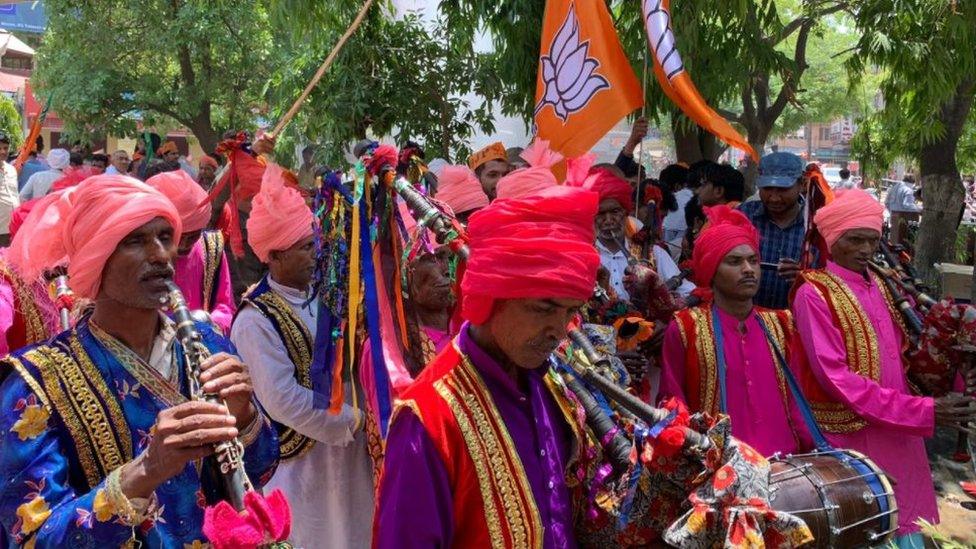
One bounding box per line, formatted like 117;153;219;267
738;152;811;309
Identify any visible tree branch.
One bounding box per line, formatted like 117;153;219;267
775;1;849;45
768;20;814;124
716;108;743;124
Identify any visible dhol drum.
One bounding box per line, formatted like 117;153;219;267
768;449;898;548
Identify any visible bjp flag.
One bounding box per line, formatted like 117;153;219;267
534;0;643;159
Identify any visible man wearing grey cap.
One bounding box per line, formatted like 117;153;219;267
20;148;71;201
737;152;810;309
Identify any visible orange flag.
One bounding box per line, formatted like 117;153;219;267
534;0;643;159
641;0;758;161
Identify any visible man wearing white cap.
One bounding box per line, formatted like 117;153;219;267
20;148;71;200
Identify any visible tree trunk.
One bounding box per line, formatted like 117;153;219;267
700;132;723;162
913;78;975;290
672;117;703;165
188;114;219;155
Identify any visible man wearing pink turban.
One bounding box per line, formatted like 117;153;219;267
434;165;488;222
791;189;974;544
231;163;373;548
146;170;235;334
0;174;279;547
660;205;812;456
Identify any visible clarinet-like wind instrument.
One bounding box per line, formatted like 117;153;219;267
165;281;253;511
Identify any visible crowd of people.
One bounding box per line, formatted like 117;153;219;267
0;120;970;549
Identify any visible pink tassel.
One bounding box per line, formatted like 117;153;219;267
565;153;597;187
520;138;564;169
202;489;292;549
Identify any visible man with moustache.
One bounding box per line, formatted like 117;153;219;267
374;186;605;547
658;206;812;457
230;163;373;548
791;189;976;546
0;175;278;547
146;170;235;334
467;142;509;201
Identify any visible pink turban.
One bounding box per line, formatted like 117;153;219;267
436;165;488;215
494;139;564;200
582;168;634;212
246;163;316;263
8;175;182;299
461;185;600;324
691;206;760;287
813;189;884;249
146;170;212;232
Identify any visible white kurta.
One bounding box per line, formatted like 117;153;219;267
231;277;374;549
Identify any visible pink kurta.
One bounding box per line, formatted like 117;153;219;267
172;238;235;334
792;261;937;534
659;307;812;457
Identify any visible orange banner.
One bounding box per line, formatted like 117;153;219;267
534;0;643;159
641;0;757;160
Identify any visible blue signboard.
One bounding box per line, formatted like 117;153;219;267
0;2;47;34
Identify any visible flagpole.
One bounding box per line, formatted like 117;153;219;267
636;47;649;216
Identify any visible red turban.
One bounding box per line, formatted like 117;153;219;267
367;144;398;176
246;163;316;263
8;175;182;299
691;205;760;287
461;185;600;324
436;165;489;215
494;139;564;200
582;168;634;212
146;170;212;232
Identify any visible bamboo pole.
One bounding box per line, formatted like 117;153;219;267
268;0;376;139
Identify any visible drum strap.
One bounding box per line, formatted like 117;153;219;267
711;304;831;450
755;314;831;451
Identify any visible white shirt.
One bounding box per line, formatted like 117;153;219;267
662;188;693;232
0;162;20;234
596;239;695;301
231;276;373;549
20;168;63;201
835;177;857;190
885;181;921;213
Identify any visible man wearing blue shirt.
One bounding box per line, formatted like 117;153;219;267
738;152;808;309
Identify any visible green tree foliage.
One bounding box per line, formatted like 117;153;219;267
847;0;976;285
265;1;501;166
33;0;276;152
0;96;23;151
441;0;854;168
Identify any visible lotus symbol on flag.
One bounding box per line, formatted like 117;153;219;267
535;3;610;122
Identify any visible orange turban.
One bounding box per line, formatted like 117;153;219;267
461;185;600;324
436;165;488;215
582;168;634;212
468;142;507;171
246;163;316;263
198;155;218;169
813;188;884;249
691;205;760;287
8;175;182;299
157;141;178;156
146;170;212;232
494;139;564;200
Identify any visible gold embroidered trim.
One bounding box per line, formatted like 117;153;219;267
802;271;882;432
88;321;185;407
245;287;316;461
28;336;133;488
0;261;48;344
201;231;224;311
542;370;585;487
757;311;803;447
3;357;51;411
687;307;719;414
434;350;544;549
